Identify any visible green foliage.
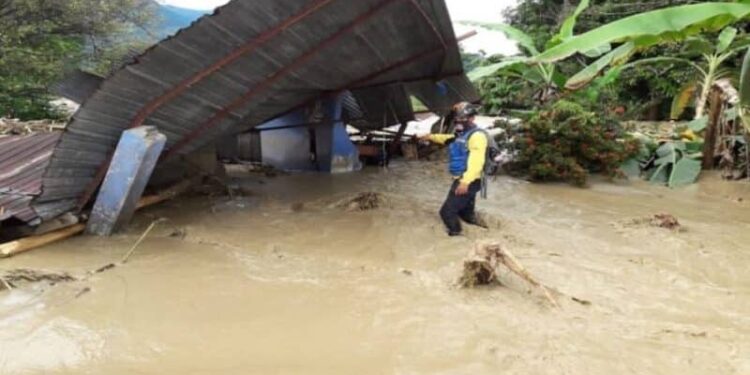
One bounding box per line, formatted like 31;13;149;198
508;100;640;186
535;3;750;64
477;74;536;115
461;51;486;73
646;141;702;188
410;96;428;112
0;0;157;120
487;0;746;120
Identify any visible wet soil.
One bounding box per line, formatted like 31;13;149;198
1;163;749;374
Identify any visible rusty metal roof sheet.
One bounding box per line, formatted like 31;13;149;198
36;0;478;214
0;133;62;224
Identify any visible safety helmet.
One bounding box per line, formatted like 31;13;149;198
454;102;479;121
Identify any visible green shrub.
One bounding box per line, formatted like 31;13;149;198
509;100;641;186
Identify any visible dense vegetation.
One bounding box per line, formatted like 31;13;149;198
506;100;640;186
0;0;200;120
475;0;747;120
470;0;750;185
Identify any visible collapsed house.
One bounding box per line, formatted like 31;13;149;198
0;0;478;236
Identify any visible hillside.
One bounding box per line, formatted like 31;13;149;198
156;4;209;38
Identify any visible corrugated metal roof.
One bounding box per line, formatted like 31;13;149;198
36;0;478;214
0;133;62;224
51;70;104;104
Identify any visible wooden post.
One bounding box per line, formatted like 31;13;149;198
389;121;409;157
703;89;723;170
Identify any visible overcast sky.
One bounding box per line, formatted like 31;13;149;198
157;0;518;55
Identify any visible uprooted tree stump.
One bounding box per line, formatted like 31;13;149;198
459;243;560;308
459;245;503;288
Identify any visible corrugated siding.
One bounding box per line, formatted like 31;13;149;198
37;0;477;212
0;133;62;224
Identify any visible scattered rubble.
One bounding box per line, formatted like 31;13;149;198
623;213;682;231
650;213;681;229
225;163;287;178
0;269;77;290
0;118;65;136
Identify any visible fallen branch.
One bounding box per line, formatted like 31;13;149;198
460;243;560;309
494;244;560;309
121;219;165;264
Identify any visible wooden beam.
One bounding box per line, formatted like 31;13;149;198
1;180;194;259
1;224;86;258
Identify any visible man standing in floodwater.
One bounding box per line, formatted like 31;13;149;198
420;103;488;236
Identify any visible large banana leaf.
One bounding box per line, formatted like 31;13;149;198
547;0;591;48
565;42;635;90
467;58;528;82
717;27;738;53
648;142;702;188
463;22;539;56
534;3;750;64
559;0;590;39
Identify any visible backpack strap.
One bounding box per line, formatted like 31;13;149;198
465;128;498;200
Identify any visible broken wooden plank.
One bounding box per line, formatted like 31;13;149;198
0;224;86;258
1;179;194;259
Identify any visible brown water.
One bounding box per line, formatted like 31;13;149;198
1;163;749;374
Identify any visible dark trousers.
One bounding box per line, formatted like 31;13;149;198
440;179;482;235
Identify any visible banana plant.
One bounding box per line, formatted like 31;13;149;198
464;0;590;104
664;28;750;119
468;2;750;101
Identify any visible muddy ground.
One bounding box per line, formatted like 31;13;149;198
1;162;749;374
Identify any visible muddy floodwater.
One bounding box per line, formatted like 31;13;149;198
1;162;749;374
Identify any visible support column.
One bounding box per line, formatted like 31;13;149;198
316;94;361;173
87;126;167;236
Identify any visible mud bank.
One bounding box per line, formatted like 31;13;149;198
1;163;749;374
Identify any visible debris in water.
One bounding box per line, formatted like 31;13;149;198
94;263;116;274
75;287;92;299
0;269;77;289
169;228;187;239
571;297;592;306
459;245;502;288
621;213;683;231
459;243;560;308
650;213;680;229
340;192;383;211
291;202;305;212
0;117;65;135
399;268;413;276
